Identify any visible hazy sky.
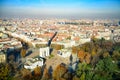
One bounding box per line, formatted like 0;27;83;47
0;0;120;19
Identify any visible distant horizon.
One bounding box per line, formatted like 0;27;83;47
1;17;120;20
0;0;120;19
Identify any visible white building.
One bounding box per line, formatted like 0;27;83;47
24;57;43;70
57;49;71;58
39;47;50;58
80;38;91;44
62;41;75;48
96;31;111;40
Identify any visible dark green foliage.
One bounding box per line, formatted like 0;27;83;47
0;63;14;80
76;62;94;80
94;57;118;80
112;42;120;61
74;39;120;80
75;57;119;80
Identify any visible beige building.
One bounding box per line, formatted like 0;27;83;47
0;52;6;63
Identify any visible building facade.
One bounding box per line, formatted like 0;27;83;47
39;47;50;58
24;57;43;70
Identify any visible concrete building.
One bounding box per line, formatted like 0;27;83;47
24;57;43;70
39;47;50;58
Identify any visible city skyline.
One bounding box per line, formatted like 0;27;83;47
0;0;120;19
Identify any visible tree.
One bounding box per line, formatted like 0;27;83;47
53;63;67;80
81;42;91;53
21;68;31;80
77;51;91;64
73;39;120;80
76;62;94;80
72;46;79;54
42;67;50;80
76;62;87;77
112;50;120;61
85;70;94;80
103;52;110;58
91;48;96;57
77;50;85;62
0;63;14;80
112;43;120;61
85;53;91;64
34;66;41;76
94;57;118;80
20;48;26;57
80;72;85;80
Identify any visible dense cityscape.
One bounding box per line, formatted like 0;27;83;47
0;0;120;80
0;18;120;80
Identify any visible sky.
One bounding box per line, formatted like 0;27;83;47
0;0;120;19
